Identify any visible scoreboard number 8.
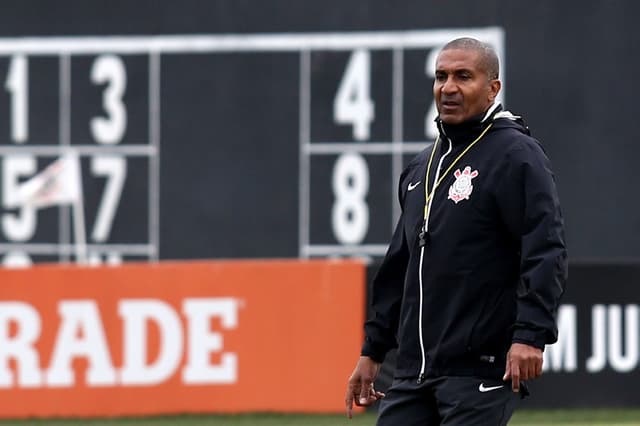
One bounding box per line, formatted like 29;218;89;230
331;152;369;245
330;50;376;245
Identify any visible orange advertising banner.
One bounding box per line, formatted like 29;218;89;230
0;259;364;418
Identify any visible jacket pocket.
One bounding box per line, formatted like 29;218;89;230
464;284;490;354
467;286;515;355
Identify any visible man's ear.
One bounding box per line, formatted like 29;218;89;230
488;79;501;102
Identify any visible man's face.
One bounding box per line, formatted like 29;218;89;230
433;48;500;124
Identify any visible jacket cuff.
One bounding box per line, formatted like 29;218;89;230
512;327;547;350
361;337;388;363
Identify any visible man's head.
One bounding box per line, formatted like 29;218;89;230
434;37;501;125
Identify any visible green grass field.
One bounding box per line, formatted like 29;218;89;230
1;410;639;426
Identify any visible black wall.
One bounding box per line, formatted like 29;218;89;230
0;0;636;261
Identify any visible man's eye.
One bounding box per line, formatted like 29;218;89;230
435;74;447;81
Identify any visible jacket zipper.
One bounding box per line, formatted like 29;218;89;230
417;136;452;384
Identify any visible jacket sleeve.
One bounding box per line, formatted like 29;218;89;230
361;178;410;362
496;139;568;350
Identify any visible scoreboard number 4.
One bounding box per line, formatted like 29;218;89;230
333;49;374;141
331;50;375;245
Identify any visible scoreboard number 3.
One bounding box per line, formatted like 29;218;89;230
91;55;127;144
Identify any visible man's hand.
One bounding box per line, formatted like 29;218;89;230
503;342;543;392
345;356;385;419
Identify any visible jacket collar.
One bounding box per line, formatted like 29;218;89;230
436;103;502;145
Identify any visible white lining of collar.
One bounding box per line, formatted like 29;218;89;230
481;102;502;123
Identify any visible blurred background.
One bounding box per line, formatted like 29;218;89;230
0;0;638;422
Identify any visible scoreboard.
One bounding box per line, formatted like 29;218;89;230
302;28;504;258
0;41;159;267
0;28;504;266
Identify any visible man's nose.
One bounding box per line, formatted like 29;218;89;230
441;77;458;94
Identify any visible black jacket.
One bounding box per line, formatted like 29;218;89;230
361;104;568;380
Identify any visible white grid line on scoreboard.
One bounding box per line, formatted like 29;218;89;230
303;244;389;257
0;28;503;55
59;53;72;262
305;142;431;154
392;48;404;228
59;54;71;148
298;50;312;260
0;145;157;156
0;243;156;256
149;52;161;262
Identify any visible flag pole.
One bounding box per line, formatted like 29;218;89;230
68;152;87;265
15;151;88;264
72;195;87;264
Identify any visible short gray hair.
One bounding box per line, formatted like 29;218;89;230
441;37;499;80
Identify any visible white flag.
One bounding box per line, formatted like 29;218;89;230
17;153;82;208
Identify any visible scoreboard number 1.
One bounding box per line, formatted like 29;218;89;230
5;55;28;143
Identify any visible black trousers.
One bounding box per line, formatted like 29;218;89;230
376;376;518;426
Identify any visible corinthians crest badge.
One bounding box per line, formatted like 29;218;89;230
448;166;478;204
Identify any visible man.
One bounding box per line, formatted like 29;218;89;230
345;37;568;425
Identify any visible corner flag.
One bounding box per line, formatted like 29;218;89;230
16;152;87;264
16;153;82;208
